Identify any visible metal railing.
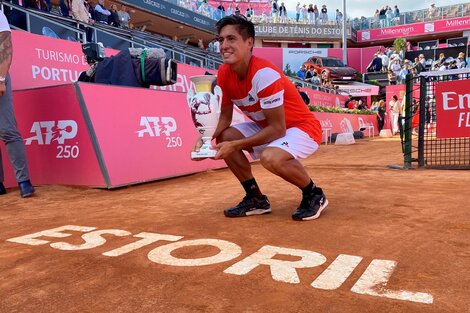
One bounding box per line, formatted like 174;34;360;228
351;2;470;31
2;2;223;70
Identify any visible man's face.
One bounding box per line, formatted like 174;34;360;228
218;25;253;65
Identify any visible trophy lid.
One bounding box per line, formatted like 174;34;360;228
190;75;217;93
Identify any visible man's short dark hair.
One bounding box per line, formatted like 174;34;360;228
215;15;255;40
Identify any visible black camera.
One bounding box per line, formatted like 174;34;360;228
82;42;106;64
78;44;177;88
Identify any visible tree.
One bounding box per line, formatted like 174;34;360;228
393;37;406;55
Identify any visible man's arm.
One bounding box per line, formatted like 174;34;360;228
0;31;12;96
212;103;234;140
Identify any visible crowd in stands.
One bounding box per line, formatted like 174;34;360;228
367;47;468;85
295;64;344;94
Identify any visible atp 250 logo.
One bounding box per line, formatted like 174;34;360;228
25;120;79;159
137;116;182;148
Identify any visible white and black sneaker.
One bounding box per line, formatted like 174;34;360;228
224;195;271;217
292;188;328;221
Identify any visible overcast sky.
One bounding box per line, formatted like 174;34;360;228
281;0;466;19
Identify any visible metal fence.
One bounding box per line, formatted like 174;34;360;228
401;69;470;169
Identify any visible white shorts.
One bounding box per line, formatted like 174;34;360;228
232;122;319;160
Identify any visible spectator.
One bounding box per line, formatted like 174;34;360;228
414;56;425;73
390;58;401;77
313;5;319;24
207;38;215;52
393;5;400;25
379;6;386;27
246;6;254;20
295;2;301;22
214;38;220;53
380;51;389;71
94;0;111;24
59;0;72;17
272;0;279;22
344;95;354;109
428;3;438;20
279;2;287;23
0;11;35;198
376;100;386;132
368;53;383;72
234;5;240;16
117;5;131;28
437;52;446;66
296;64;306;80
335;9;343;26
296;83;310;105
301;4;308;23
418;54;426;69
389;95;401;135
388;69;397;85
197;38;204;49
457;52;467;68
320;5;327;25
217;2;225;20
307;4;314;24
373;9;380;28
385;6;393;26
109;4;120;27
72;0;93;41
357;99;367;110
399;64;409;84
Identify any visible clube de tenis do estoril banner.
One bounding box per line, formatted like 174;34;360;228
435;79;470;139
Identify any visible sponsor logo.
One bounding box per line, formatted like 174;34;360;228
281;141;289;147
424;23;434;33
137;116;177;137
248;94;255;102
25;120;80;159
25;120;78;145
361;31;370;41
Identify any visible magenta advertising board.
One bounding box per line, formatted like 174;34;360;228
357;16;470;42
76;83;226;187
2;85;105;188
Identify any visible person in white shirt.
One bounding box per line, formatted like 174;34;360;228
0;11;35;197
389;95;401;135
214;39;220;53
295;2;301;22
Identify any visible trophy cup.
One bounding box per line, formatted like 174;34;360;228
187;75;222;159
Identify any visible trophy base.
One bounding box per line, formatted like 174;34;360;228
191;146;217;159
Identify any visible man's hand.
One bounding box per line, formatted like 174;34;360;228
213;141;238;160
191;138;207;161
0;83;5;97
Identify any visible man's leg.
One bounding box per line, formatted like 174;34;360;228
0;76;34;197
217;127;271;217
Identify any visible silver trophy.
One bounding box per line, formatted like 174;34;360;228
187;75;222;158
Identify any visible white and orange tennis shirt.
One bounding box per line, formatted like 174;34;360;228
217;56;322;144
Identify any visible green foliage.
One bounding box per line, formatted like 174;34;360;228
283;63;295;78
308;105;375;115
393;37;407;54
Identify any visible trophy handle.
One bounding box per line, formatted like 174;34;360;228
187;89;195;108
213;85;222;113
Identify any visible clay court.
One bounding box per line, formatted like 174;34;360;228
1;137;469;313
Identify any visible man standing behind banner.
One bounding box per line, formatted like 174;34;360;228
192;15;327;221
0;10;35;197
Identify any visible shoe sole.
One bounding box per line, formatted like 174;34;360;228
224;208;271;217
21;191;35;198
293;199;329;221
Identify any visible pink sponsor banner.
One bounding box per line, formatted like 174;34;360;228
253;47;283;70
77;82;227;187
435;80;470;139
302;88;348;107
357;16;470;42
10;30;118;91
2;85;105;188
315;112;378;136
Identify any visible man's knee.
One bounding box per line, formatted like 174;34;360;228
216;127;243;144
260;148;285;170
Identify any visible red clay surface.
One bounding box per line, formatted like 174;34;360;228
1;137;469;313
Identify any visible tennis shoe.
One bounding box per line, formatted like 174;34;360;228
224;195;271;217
292;187;328;221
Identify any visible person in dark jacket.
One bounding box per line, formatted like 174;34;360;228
296;83;310;105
